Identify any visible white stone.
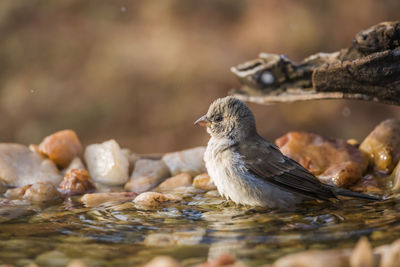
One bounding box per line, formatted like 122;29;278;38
0;143;62;187
84;140;129;186
162;147;206;176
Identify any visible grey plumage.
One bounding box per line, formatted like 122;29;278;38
195;96;379;208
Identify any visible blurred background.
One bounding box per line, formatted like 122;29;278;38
0;0;399;153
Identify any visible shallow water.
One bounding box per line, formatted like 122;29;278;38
1;191;400;267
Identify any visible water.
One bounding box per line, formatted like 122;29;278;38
0;191;400;266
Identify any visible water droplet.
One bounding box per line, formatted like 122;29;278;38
260;71;274;85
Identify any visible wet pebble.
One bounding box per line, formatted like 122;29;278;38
134;192;181;208
276;132;368;187
144;256;181;267
192;173;216;191
80;192;137;207
360;118;400;173
24;182;61;203
58;168;95;196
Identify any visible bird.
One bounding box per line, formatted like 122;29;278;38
194;96;379;209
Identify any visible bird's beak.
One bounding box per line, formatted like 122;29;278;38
194;115;211;127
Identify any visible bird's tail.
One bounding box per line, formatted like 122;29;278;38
328;186;381;201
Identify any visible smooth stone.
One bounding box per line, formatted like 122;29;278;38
80;192;137;207
349;237;374;267
0;143;62;187
276;132;368;188
192;173;216;191
35;250;70;267
162;147;206;176
155;173;192;191
124;159;170;193
134;192;181;208
144;256;181;267
84;139;129;186
121;148;140;174
24;182;61;203
272;249;351;267
38;130;83;168
375;239;400;267
360;118;400;173
58;168;95;196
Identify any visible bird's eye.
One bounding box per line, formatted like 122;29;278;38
214;115;223;122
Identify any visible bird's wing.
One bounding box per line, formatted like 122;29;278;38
234;136;337;200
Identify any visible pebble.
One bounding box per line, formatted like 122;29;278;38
62;157;85;175
376;239;400;267
38;130;83;168
0;143;62;187
192;173;216;191
349;237;374;267
134;192;181;208
80;192;137;207
155;172;192;191
276;132;368;188
162;147;206;176
124;159;170;193
121;148;140;174
84;139;129;186
360;118;400;173
143;256;181;267
58;168;95;196
23;182;61;203
272;249;351;267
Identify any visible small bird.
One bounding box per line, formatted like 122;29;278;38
195;96;379;208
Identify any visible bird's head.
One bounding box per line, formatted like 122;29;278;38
194;96;256;141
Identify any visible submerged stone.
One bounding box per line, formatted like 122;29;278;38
276;132;368;187
360;118;400;173
0;143;62;187
162;147;206;176
134;192;181;208
80;192;137;207
84;140;129;186
144;256;181;267
38;130;83;168
124;159;170;193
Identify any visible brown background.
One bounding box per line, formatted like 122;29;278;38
0;0;399;153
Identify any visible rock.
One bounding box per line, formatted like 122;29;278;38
276;132;368;187
23;182;61;203
144;256;181;267
199;254;238;267
192;173;216;191
124;159;169;193
162;147;206;176
38;130;83;168
84;140;129;186
134;192;181;208
80;192;137;207
4;186;29;200
155;173;192;191
59;169;95;196
272;249;351;267
121;148;140;174
63;157;85;175
349;237;374;267
359;119;400;173
350;174;382;193
391;161;400;192
67;259;88;267
35;250;70;267
376;239;400;267
0;144;62;187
